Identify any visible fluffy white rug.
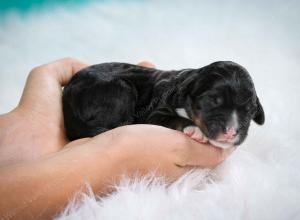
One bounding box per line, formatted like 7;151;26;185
0;0;300;219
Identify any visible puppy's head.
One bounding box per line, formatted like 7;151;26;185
179;61;265;148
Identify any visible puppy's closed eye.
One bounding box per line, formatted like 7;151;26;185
210;96;224;108
207;96;223;109
197;94;224;110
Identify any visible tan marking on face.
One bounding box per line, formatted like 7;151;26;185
190;110;203;128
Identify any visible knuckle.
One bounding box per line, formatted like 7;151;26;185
29;65;44;75
213;150;225;166
61;57;78;64
28;65;50;79
62;57;73;61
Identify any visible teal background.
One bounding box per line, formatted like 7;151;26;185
0;0;91;13
0;0;133;14
0;0;142;15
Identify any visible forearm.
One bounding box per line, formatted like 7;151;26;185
0;109;67;166
0;141;121;220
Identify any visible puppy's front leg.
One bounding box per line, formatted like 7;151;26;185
146;107;193;130
183;126;208;143
146;107;208;143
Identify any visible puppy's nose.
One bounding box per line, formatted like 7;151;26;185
216;127;237;141
224;127;237;140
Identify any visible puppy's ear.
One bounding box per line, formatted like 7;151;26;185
178;70;204;96
253;97;265;125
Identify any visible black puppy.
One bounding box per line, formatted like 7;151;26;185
63;61;265;148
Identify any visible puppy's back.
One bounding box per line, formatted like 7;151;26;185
62;62;158;140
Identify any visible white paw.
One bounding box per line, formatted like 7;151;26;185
183;126;208;143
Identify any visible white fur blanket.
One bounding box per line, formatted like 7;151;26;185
0;1;299;219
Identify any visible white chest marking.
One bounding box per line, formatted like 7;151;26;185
175;108;190;119
229;110;239;131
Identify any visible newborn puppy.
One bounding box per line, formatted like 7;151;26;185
63;61;265;148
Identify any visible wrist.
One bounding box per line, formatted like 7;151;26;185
57;133;128;194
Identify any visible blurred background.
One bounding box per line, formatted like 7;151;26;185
1;2;299;218
0;0;299;138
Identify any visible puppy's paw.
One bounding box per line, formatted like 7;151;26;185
183;126;208;143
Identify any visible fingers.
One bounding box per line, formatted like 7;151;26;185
50;58;154;85
19;58;88;107
51;57;89;86
23;58;150;100
182;139;236;168
7;58;89;155
35;57;89;86
63;138;91;149
118;125;235;170
137;61;156;68
15;58;89;151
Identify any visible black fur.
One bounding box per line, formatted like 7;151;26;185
63;61;265;145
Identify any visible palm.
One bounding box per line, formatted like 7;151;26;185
0;59;156;164
0;59;88;164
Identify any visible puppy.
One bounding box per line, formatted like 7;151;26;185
63;61;265;148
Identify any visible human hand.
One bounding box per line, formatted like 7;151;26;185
0;58;159;165
0;58;235;219
0;58;88;164
80;124;235;184
52;124;235;196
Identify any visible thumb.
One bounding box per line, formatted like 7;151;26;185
19;58;88;110
183;141;236;168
